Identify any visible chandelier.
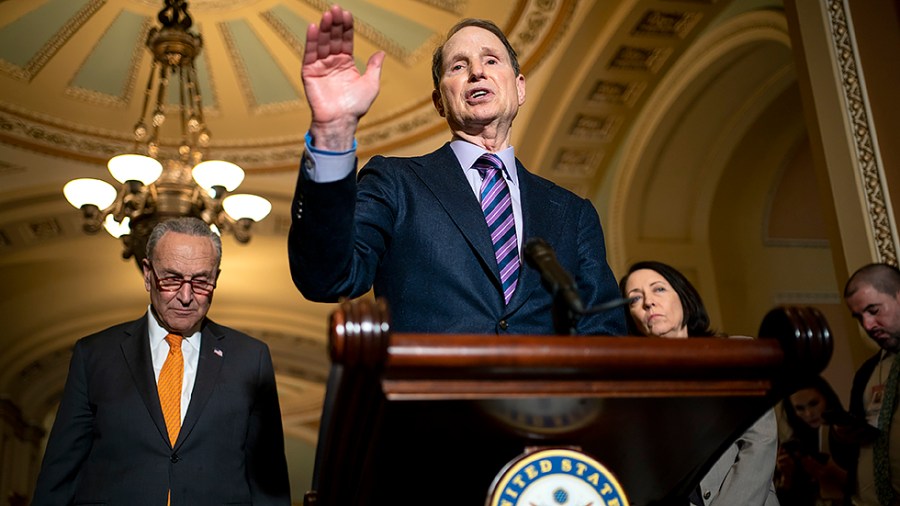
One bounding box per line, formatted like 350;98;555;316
63;0;271;267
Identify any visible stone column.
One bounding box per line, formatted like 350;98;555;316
784;0;900;363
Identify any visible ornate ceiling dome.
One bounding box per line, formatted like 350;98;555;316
0;0;572;172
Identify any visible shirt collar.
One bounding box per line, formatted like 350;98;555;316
146;305;201;351
449;140;518;186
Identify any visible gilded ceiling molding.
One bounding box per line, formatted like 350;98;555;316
64;17;151;108
133;0;257;11
570;114;621;141
301;0;440;66
825;0;899;266
590;80;646;107
259;10;305;58
0;105;309;169
414;0;467;16
354;27;440;68
511;0;574;75
359;107;436;147
0;0;104;82
609;45;672;73
217;21;304;115
0;109;122;161
633;10;701;39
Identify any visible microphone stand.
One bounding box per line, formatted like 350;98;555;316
552;295;635;335
552;292;581;336
523;236;633;335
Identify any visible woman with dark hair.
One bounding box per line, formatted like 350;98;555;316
618;260;716;337
621;261;779;505
776;376;853;505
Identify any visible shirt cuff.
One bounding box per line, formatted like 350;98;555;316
303;131;357;183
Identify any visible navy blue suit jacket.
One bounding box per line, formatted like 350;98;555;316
31;315;291;505
288;143;626;335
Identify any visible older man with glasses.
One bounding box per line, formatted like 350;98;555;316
32;217;291;506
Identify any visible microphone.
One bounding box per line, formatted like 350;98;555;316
524;238;585;315
581;296;639;315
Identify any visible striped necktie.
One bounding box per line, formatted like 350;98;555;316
474;153;519;305
875;353;900;505
158;333;183;447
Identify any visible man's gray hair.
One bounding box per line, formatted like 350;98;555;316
145;217;222;265
431;18;520;90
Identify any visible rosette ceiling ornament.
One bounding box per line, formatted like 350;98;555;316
63;0;271;268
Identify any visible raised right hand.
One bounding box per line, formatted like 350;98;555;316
302;5;385;151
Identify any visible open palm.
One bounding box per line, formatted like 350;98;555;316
302;5;384;141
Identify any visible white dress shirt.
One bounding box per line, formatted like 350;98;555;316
302;133;523;250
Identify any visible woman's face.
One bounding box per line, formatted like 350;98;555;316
624;269;688;338
789;388;827;429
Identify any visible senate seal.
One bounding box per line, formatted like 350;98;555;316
487;448;629;506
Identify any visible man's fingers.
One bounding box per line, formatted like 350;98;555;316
302;5;352;60
303;26;323;66
341;8;354;55
328;8;343;55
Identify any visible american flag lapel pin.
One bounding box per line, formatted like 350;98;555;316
213;348;223;357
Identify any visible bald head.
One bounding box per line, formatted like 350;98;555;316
844;263;900;353
844;263;900;299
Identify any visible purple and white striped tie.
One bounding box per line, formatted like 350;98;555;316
474;153;519;305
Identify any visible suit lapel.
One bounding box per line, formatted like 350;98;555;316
505;164;565;314
410;144;499;280
175;320;225;449
120;315;171;447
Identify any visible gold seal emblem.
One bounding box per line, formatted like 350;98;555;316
487;448;629;506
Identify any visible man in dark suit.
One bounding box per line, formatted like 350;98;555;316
289;6;626;336
32;217;290;505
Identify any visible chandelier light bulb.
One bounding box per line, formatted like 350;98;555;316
103;215;131;238
134;121;148;141
192;160;245;191
108;154;164;185
63;178;117;209
63;0;270;266
223;194;272;222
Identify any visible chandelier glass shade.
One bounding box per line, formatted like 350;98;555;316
63;0;271;267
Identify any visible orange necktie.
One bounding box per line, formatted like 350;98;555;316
158;333;183;446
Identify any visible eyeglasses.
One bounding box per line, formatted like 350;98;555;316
148;262;216;296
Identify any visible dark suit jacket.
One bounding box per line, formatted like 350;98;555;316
31;315;290;506
288;143;626;335
850;351;881;419
847;351;881;498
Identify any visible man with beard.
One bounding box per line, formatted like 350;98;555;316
845;263;900;505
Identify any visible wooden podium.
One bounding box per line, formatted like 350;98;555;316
304;299;832;506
